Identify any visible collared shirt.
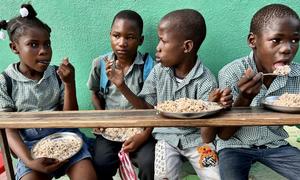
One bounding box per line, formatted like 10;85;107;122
87;52;150;141
0;63;67;142
0;63;64;112
217;51;300;151
139;59;218;149
87;51;146;110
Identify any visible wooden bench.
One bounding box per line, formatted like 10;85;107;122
1;107;300;180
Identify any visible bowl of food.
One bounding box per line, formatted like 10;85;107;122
156;98;223;119
261;93;300;113
31;132;83;161
93;128;144;142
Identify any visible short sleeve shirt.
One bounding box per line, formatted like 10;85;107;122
87;52;151;141
217;51;300;151
87;51;146;110
0;63;65;142
139;59;218;149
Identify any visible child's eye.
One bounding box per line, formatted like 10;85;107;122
46;42;51;47
271;38;280;43
45;42;51;48
291;39;299;44
113;34;120;39
30;43;38;48
127;36;136;40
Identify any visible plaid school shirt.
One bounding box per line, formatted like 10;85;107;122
217;51;300;151
87;51;146;110
139;59;218;149
0;63;64;112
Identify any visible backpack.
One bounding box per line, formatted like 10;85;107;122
1;65;62;99
99;53;154;95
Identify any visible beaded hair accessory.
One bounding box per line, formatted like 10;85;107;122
20;7;29;17
0;31;5;40
0;20;8;40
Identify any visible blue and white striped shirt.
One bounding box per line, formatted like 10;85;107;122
139;59;218;149
217;52;300;151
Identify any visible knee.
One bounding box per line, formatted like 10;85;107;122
93;156;118;173
137;154;155;170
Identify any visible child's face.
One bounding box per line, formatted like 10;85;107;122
156;20;186;67
11;27;52;73
250;17;300;73
110;18;143;61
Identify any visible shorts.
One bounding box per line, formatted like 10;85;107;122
154;140;220;180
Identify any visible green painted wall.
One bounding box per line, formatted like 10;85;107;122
1;0;299;110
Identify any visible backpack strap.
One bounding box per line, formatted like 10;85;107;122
142;53;154;81
99;58;109;95
1;71;12;99
99;53;154;95
53;65;62;88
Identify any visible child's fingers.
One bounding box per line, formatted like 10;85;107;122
208;88;222;102
123;137;132;147
105;61;114;70
62;57;69;65
244;67;254;78
220;97;233;107
222;88;232;96
103;56;109;63
238;73;262;91
41;157;59;165
238;68;255;85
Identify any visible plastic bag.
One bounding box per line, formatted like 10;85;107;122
118;149;137;180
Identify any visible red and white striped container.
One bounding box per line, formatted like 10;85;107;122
118;149;137;180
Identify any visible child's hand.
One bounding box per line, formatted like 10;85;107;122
93;127;105;133
220;88;233;108
27;157;67;174
57;58;75;84
208;89;222;102
238;68;262;101
122;132;148;153
105;57;124;87
208;88;233;108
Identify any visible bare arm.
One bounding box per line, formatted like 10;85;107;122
6;129;64;173
6;129;32;164
106;60;153;109
201;127;218;143
91;91;105;110
123;127;153;152
57;58;78;111
117;82;153;109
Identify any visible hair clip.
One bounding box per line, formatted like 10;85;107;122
0;31;5;40
20;7;29;17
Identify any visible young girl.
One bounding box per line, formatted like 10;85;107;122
0;4;97;180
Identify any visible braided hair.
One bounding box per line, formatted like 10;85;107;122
0;4;51;42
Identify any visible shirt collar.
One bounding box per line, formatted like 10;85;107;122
166;57;204;80
110;51;144;65
109;51;144;76
5;63;54;83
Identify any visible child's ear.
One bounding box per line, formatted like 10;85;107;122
248;32;256;49
138;35;144;46
183;40;193;53
9;41;19;54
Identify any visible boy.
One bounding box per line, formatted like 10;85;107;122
87;10;155;180
217;4;300;180
106;9;232;180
